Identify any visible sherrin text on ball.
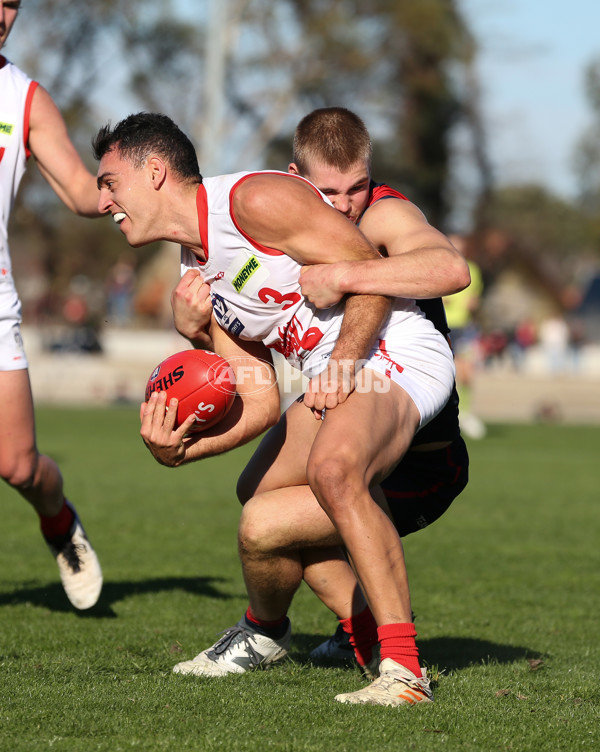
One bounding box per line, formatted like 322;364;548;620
145;349;236;433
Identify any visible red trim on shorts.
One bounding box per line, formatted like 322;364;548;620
384;483;445;500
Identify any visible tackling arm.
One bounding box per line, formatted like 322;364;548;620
300;198;471;307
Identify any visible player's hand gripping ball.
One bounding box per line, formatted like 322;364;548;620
145;349;236;433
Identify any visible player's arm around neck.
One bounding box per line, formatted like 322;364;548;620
233;172;392;367
233;173;380;265
27;86;101;217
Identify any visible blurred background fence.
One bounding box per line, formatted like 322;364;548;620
25;322;600;424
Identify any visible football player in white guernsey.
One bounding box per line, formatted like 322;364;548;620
169;109;471;706
93;112;457;705
0;0;103;609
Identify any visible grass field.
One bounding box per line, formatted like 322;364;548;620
0;407;598;751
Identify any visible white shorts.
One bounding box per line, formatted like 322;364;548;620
306;309;455;431
0;273;28;371
363;328;455;430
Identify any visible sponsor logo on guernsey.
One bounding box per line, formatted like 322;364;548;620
232;255;260;292
224;250;269;296
0;122;14;136
211;293;245;336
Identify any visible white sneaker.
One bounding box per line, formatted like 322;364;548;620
173;617;291;677
335;658;433;706
45;503;103;610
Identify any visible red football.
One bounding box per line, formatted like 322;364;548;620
145;349;236;433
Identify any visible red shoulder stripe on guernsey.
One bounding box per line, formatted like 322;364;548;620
369;182;409;207
23;81;39;160
195;183;210;263
229;171;324;257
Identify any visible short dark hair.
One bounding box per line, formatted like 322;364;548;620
92;112;202;183
293;107;372;174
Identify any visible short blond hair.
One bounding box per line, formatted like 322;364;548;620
293;107;372;173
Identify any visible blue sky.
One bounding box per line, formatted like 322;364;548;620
460;0;600;199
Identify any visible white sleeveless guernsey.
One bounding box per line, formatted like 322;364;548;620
181;171;455;425
0;56;37;276
0;57;38;369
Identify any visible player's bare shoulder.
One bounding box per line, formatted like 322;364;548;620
28;84;64;134
359;196;429;250
362;195;428;229
232;171;325;244
237;171;317;209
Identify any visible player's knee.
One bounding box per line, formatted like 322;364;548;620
238;501;268;556
0;451;37;491
307;450;360;517
238;498;280;556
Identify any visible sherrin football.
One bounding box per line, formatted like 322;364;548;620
145;349;236;433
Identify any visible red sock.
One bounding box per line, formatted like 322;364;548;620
39;499;74;540
245;606;288;638
339;606;378;666
378;622;421;677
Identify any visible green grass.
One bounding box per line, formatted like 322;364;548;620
0;409;599;751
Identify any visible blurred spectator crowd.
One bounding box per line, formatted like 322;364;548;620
15;236;600;376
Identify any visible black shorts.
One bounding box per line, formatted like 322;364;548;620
381;436;469;537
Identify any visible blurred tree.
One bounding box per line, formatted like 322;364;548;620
257;0;486;229
483;185;592;264
464;183;597;327
368;0;481;228
6;0;489;324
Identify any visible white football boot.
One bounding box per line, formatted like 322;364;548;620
334;659;433;706
45;502;103;610
173;617;291;677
